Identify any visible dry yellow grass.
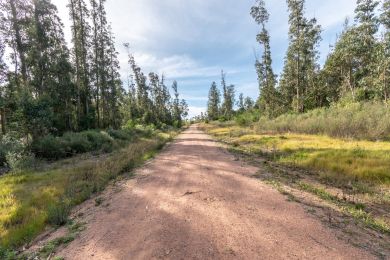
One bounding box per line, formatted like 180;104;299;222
0;132;174;249
203;123;390;184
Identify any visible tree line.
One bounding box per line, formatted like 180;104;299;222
252;0;390;118
0;0;188;141
207;71;254;121
206;0;390;121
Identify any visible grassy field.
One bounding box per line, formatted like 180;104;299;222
201;122;390;234
0;131;175;250
202;122;390;185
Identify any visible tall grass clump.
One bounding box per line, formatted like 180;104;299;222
255;102;390;140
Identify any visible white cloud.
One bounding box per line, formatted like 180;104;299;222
51;0;358;119
188;106;206;118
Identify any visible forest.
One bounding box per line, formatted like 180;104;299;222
0;0;389;258
0;0;188;171
207;0;390;126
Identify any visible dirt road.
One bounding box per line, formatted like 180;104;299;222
54;125;373;259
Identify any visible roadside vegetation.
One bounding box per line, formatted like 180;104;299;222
0;127;176;250
0;0;189;254
201;120;390;233
193;0;390;237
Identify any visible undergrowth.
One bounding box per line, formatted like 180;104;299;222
0;131;174;250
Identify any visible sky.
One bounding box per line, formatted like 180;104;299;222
51;0;357;118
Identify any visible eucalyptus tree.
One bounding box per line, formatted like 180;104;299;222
0;0;31;88
379;0;390;102
220;71;235;118
68;0;92;129
251;0;277;116
279;0;321;112
207;81;220;120
28;0;75;132
0;37;7;134
353;0;379;95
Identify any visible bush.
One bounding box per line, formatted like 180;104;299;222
81;131;113;151
0;133;34;170
62;132;92;154
32;135;67;160
255;102;390;140
107;129;133;141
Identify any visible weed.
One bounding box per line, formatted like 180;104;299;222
95;197;104;207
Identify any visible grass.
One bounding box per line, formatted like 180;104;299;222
254;102;390;140
298;182;389;234
202;121;390;235
0;131;175;250
203;123;390;185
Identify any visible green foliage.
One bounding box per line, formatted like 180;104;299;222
0;133;34;171
47;202;71;226
235;110;260;126
32;135;68;160
0;130;175;249
32;130;126;160
255;102;390;140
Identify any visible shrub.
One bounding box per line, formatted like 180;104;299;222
81;131;113;151
32;135;67;160
255;102;390;140
1;134;34;170
47;202;70;226
107;129;134;141
62;132;92;154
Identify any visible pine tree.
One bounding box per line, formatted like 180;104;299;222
251;0;278;116
207;81;220;120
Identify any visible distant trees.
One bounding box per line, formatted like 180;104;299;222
207;82;220;120
220;71;235;119
122;49;188;128
206;72;252;121
0;0;187;140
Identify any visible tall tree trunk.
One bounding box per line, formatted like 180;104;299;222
9;0;28;85
1;108;6;135
69;0;82;128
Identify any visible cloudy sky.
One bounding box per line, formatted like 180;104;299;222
52;0;356;117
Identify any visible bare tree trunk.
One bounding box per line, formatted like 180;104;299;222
1;108;6;135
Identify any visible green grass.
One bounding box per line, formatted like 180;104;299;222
0;131;174;250
203;123;390;185
298;182;389;234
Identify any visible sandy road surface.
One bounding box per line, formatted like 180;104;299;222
56;125;373;259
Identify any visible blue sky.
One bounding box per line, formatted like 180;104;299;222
52;0;357;117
